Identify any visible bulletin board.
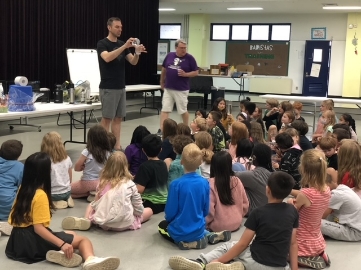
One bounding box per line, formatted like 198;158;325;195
225;41;290;76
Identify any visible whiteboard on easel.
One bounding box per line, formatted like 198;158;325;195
66;49;100;95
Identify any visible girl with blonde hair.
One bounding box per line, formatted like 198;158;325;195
312;99;336;143
194;131;214;178
228;122;249;159
190;117;208;139
41;132;73;209
337;139;361;188
288;149;331;268
62;151;153;232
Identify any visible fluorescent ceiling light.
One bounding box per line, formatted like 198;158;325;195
159;8;176;11
227;7;263;11
323;6;361;10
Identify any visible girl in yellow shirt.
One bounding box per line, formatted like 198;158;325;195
5;152;120;270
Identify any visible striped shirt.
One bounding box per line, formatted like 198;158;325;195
297;187;331;256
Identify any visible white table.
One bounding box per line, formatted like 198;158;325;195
260;94;361;132
1;84;161;145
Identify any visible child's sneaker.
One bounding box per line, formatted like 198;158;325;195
206;262;244;270
0;222;13;236
46;250;83;267
82;256;120;270
53;200;68;209
169;256;205;270
178;236;208;250
298;256;326;269
67;196;75;208
87;191;96;202
62;217;91;231
208;231;231;244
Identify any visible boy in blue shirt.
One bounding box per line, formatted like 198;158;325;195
0;140;24;236
169;171;299;270
158;143;231;250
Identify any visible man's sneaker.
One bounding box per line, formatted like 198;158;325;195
0;222;13;236
320;251;331;266
298;256;326;269
206;262;245;270
82;256;120;270
169;256;205;270
178;236;208;250
67;197;75;208
46;250;82;267
208;231;231;244
53;200;68;209
62;217;91;231
156;129;162;137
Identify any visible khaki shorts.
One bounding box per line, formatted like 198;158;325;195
161;88;189;114
99;88;126;119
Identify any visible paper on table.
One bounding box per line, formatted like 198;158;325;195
310;63;321;77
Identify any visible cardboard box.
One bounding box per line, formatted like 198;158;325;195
210;65;220;75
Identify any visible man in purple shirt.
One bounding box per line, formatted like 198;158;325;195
158;39;198;135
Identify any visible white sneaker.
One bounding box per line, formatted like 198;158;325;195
53;200;68;209
87;194;95;202
83;256;120;270
0;222;13;236
62;217;91;231
46;250;83;267
67;196;75;208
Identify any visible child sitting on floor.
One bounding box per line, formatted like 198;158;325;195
195;108;207;119
227;121;249;159
134;134;169;214
165;135;198;183
206;111;225;152
5;152;120;269
291;120;313;151
207;151;249;232
41;132;74;209
288;149;331;269
194;131;214;178
319;136;338;170
337;139;361;189
339;113;357;141
62;151;153;232
293;101;305;121
274;133;302;190
169;171;298;270
190;117;208;137
321;169;361;242
124;125;150;176
232;138;254;172
158;143;231;250
72;125;111;201
0;140;23;236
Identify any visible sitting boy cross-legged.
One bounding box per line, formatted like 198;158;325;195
169;171;299;270
158;143;231;250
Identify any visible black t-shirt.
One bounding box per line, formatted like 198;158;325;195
134;160;169;190
245;203;299;267
327;154;338;170
158;138;176;160
97;38;131;89
299;135;313;151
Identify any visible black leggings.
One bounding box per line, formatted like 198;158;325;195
158;220;175;243
143;200;165;215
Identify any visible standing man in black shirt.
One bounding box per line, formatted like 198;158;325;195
97;17;146;150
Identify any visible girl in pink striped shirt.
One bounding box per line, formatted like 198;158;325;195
288;149;331;269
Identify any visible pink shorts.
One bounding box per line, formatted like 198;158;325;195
98;215;143;232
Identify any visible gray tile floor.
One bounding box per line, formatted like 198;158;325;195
1;94;361;269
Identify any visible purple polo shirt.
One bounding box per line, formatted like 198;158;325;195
162;52;198;91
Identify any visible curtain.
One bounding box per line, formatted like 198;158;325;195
0;0;159;92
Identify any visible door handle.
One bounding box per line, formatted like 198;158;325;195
305;72;310;77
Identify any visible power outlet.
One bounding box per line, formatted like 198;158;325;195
296;86;299;90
